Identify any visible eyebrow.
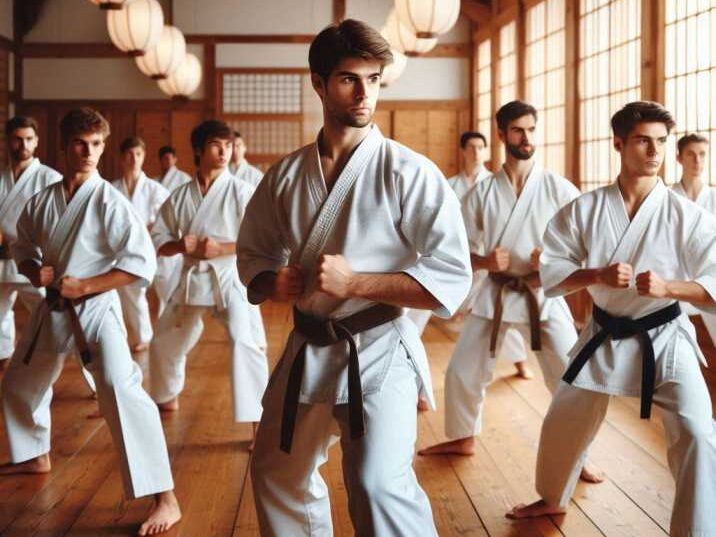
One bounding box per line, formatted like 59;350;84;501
335;71;382;78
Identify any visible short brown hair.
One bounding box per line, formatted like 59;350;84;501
59;107;110;148
309;19;393;80
677;133;709;154
120;136;146;154
611;101;675;140
5;116;39;137
190;119;234;166
496;100;537;132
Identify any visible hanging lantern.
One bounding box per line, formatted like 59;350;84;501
135;25;186;80
89;0;127;9
395;0;461;38
107;0;164;57
158;53;202;98
380;49;407;87
382;9;437;57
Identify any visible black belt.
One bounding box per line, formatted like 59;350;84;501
562;301;682;419
280;303;403;454
22;287;92;366
488;272;541;354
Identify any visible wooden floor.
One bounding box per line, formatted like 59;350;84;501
0;301;702;536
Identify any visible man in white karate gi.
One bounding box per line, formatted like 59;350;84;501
0;107;180;536
408;130;532;381
238;20;472;536
111;137;169;352
670;134;716;345
229;130;263;188
155;145;193;315
508;102;716;537
419;101;602;483
149;120;269;437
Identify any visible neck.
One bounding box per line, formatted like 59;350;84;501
197;165;224;187
11;157;33;182
617;171;658;205
123;170;140;183
463;162;482;182
231;158;245;168
503;156;534;191
680;174;704;195
64;169;94;196
319;115;371;161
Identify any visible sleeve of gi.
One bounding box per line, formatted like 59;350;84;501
683;209;716;314
540;198;587;297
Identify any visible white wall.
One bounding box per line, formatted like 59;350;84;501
25;1;110;43
381;57;469;100
0;0;12;40
216;44;309;68
174;0;332;35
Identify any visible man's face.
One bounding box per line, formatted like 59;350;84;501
499;114;537;160
677;141;708;179
614;122;668;178
232;137;247;163
462;137;487;168
313;57;382;128
160;152;177;172
9;127;38;164
121;146;145;175
199;137;232;170
65;131;105;175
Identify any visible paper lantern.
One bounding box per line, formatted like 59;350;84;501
89;0;127;10
107;0;164;56
158;53;202;98
382;9;437;57
381;49;407;87
395;0;461;38
135;25;186;79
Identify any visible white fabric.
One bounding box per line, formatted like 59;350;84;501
238;126;472;409
444;301;575;439
151;169;269;420
251;347;437;537
464;164;580;322
0;284;42;358
446;166;491;201
111;172;169;226
158;165;192;192
3;173;172;499
231;160;263;188
541;180;716;396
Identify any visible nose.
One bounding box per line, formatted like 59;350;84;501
354;79;368;100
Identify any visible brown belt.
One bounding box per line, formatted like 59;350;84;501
488;272;541;354
280;303;403;454
22;287;92;366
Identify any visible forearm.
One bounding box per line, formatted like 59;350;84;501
157;240;184;257
471;254;489;272
348;272;440;310
554;267;604;294
218;241;236;256
247;270;277;304
77;269;139;295
665;280;715;305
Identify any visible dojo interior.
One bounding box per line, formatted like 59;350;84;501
0;0;715;535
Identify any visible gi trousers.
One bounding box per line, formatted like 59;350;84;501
117;280;153;346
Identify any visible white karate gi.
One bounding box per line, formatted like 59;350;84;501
671;181;716;345
444;165;580;439
230;160;263;188
149;170;269;423
111;173;169;346
537;180;716;536
238;126;472;536
1;174;173;499
155;166;193;313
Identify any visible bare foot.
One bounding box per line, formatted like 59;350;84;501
580;462;605;483
132;343;149;353
418;437;475;456
157;398;179;412
417;396;430;412
0;453;51;475
506;499;566;519
514;361;534;379
138;490;181;536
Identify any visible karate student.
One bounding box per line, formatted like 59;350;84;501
149;120;269;436
419;101;603;483
0;107;180;536
111;137;169;352
155;145;193;314
508;102;716;536
228;130;263;187
670;134;716;344
238;20;472;536
408;131;532;380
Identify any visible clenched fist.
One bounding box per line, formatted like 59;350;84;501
30;265;54;288
317;254;354;299
598;262;633;288
272;264;304;302
182;234;198;255
197;237;221;259
636;270;669;298
529;247;542;272
59;276;87;300
487;247;511;273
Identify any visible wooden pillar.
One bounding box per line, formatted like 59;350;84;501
641;0;665;103
564;0;580;186
204;42;216;119
333;0;346;23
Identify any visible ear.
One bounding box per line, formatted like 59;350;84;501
676;152;683;165
497;128;506;145
613;135;623;152
311;72;326;100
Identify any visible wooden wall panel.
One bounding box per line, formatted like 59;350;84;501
170;109;204;177
0;49;8;170
372;109;392;139
427;110;459;177
393;110;428;158
136;110;170;179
